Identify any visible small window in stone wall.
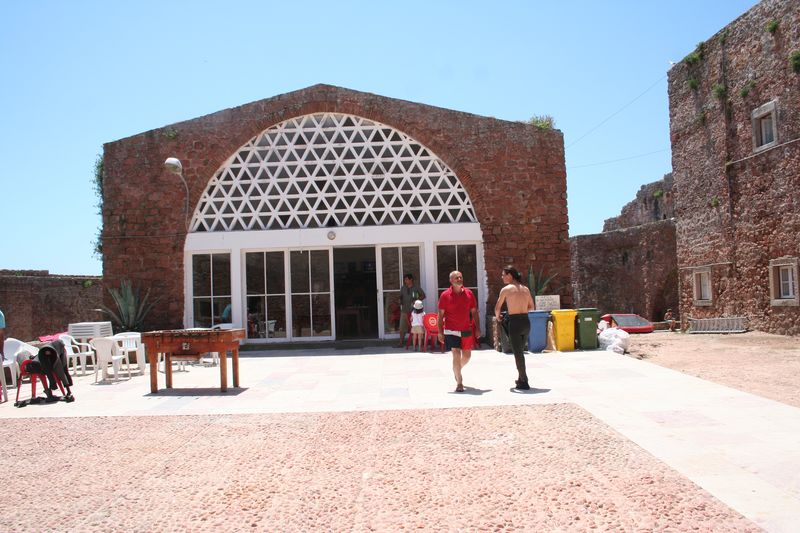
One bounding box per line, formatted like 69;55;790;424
692;267;712;306
752;100;778;152
769;257;799;307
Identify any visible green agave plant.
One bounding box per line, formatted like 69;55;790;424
527;265;559;296
101;280;159;332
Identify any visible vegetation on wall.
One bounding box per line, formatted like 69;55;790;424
791;51;800;73
92;154;104;258
527;114;556;129
653;189;664;199
766;20;779;34
684;43;704;66
739;80;756;98
712;83;727;100
687;78;699;91
161;127;179;140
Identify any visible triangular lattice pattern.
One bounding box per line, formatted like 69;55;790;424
192;113;477;232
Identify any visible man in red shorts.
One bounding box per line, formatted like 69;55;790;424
438;270;480;392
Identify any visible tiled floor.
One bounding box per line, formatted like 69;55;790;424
2;346;799;531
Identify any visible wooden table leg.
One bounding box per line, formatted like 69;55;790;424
219;348;228;392
232;347;239;388
165;353;173;389
149;349;159;393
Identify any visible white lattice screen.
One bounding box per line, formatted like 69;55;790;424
192;113;477;232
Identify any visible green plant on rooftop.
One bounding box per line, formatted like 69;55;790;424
527;114;556;129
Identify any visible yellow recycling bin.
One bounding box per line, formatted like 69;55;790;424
550;309;578;352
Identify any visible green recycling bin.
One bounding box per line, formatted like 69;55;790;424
576;308;601;349
550;309;577;352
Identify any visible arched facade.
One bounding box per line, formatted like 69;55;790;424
101;84;571;340
185;112;484;342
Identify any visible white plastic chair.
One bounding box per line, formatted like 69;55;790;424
59;334;96;376
3;338;39;392
90;337;132;382
113;332;146;375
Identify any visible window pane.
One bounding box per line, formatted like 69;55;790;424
382;247;400;288
266;295;287;339
310;250;330;292
292;294;311;337
192;255;211;297
436;245;456;289
458;245;478;287
213;297;231;326
212;254;231;296
246;296;265;338
193;298;212;328
291;251;310;293
312;294;331;336
245;253;265;295
401;246;420;282
383;291;401;333
761;115;774;145
265;252;285;294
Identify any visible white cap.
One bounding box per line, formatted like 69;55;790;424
413;300;423;310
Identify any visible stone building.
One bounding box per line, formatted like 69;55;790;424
668;0;800;334
571;174;677;321
102;84;571;343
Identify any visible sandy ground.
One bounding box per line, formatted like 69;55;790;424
628;330;800;408
1;404;756;532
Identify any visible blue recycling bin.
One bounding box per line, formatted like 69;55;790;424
527;310;551;352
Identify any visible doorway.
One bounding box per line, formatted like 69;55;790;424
333;247;378;339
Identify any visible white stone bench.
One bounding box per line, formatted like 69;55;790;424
688;316;748;334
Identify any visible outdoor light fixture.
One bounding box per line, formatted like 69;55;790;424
164;157;190;231
327;231;336;240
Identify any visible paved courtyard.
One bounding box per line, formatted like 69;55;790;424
2;345;798;531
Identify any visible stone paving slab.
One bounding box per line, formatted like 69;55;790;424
1;405;758;532
1;346;799;531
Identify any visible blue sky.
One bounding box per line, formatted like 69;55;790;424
0;0;757;275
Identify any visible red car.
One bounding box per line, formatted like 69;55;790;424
600;314;654;334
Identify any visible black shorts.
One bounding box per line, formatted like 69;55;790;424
445;334;475;351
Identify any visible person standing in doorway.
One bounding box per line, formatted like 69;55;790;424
438;270;480;392
494;266;535;390
397;273;426;347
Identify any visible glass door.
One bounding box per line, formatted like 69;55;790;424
290;250;332;338
379;246;421;337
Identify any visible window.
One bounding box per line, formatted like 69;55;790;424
752;100;778;152
289;250;332;337
692;268;712;306
245;251;287;339
191;253;231;327
436;244;479;307
769;257;799;307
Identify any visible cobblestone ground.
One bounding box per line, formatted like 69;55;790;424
2;404;758;532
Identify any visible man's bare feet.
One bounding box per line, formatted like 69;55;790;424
455;384;465;392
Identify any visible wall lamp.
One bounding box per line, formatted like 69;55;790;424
164;157;190;231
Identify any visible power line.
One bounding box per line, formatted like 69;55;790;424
566;74;667;149
567;148;669;169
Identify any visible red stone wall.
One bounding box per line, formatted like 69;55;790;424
0;270;103;342
603;174;675;231
668;0;800;334
570;220;678;321
102;85;572;329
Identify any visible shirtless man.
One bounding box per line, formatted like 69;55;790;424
494;266;535;390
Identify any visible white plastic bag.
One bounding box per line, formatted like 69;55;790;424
598;327;630;354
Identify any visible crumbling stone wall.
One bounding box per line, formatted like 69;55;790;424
571;220;677;321
668;0;800;334
0;270;103;342
103;84;572;330
603;174;675;231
